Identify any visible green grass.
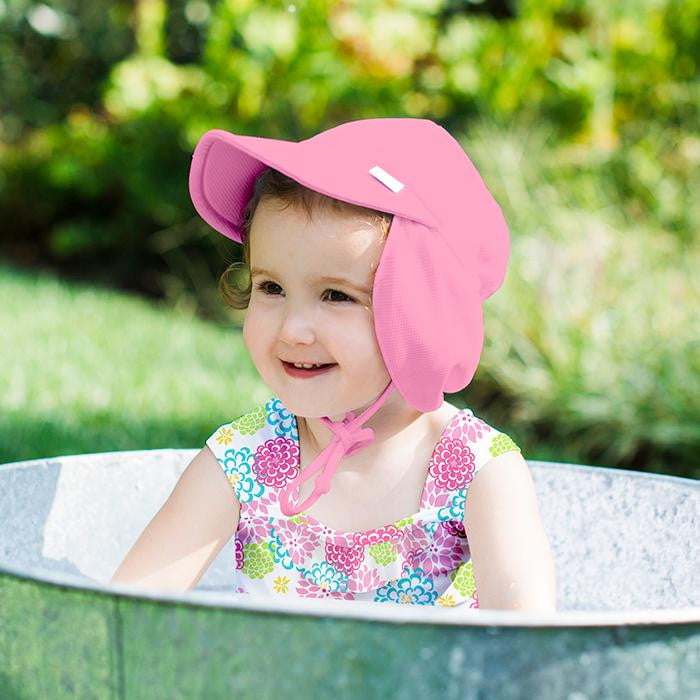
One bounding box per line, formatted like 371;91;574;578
0;261;269;464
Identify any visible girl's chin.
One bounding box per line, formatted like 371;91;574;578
275;395;350;422
273;375;391;418
288;407;348;421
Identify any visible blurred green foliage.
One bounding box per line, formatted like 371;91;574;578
0;0;698;472
2;0;698;299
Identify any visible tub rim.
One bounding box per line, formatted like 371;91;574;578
1;558;699;629
1;450;698;629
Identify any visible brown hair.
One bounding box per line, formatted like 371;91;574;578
218;167;393;311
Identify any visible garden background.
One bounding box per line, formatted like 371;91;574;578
1;0;698;479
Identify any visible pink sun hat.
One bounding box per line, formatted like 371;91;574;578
189;118;511;516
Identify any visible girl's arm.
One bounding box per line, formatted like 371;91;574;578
110;445;240;593
465;451;558;612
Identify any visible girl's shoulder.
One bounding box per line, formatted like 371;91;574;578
436;401;522;470
204;396;300;506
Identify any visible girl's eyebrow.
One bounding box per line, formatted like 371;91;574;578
250;267;370;294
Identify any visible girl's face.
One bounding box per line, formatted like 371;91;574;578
243;197;390;422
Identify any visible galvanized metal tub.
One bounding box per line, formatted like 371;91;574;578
1;450;698;699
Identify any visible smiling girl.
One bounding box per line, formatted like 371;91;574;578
110;118;557;612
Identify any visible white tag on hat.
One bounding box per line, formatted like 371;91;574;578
369;165;404;193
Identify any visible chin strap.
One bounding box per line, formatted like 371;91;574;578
278;381;395;517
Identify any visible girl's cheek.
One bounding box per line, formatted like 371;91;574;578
242;319;251;352
242;312;260;350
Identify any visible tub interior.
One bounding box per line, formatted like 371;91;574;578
1;450;698;612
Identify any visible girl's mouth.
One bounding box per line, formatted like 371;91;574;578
281;361;338;378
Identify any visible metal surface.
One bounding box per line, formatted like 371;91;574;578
1;450;698;699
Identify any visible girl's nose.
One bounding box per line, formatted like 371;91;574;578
277;306;317;345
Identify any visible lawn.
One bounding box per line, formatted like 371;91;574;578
0;260;268;464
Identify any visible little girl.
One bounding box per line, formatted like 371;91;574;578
111;118;557;611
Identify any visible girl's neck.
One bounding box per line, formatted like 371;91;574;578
297;399;446;469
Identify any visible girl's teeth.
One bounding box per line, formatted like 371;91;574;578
293;362;323;369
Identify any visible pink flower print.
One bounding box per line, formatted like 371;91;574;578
234;537;244;570
253;437;299;487
421;479;453;509
324;541;365;575
395;524;430;561
442;520;467;539
308;520;336;541
447;411;493;444
347;565;385;592
352;525;400;547
237;513;272;544
429;438;477;491
241;490;276;519
273;518;318;567
412;525;468;577
296;578;355;601
403;549;422;570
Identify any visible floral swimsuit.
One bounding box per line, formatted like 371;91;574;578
206;395;521;607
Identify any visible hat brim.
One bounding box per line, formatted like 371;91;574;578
189;129;302;243
189;126;441;244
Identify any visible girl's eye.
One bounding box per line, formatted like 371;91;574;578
254;280;281;296
254;280;354;303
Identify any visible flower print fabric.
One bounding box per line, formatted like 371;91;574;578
205;396;521;608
